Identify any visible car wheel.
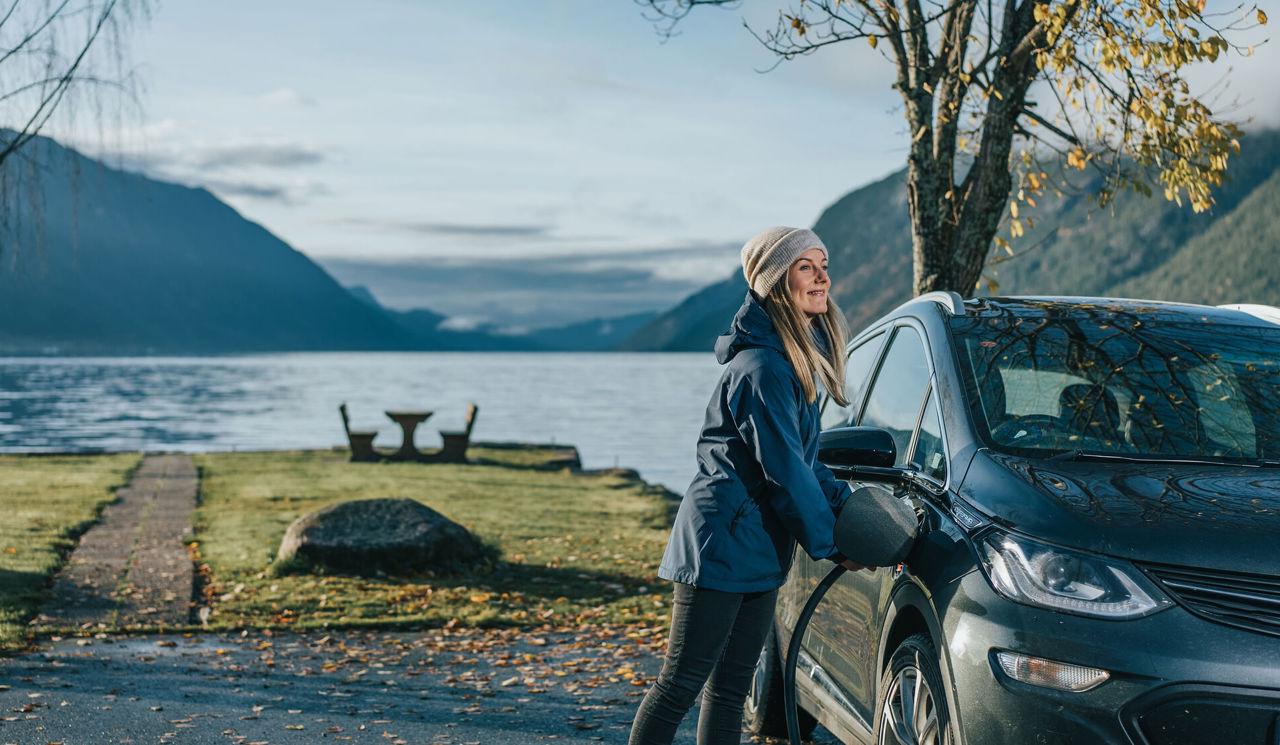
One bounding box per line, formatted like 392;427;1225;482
743;624;818;738
873;633;952;745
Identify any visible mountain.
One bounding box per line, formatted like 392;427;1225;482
982;131;1280;297
0;134;419;354
613;276;749;351
345;285;655;351
1111;167;1280;303
526;311;659;351
0;133;657;354
622;130;1280;351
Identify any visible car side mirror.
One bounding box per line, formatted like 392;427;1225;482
818;426;904;482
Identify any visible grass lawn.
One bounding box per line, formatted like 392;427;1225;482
0;453;141;652
193;446;677;634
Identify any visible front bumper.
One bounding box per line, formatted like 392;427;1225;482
940;570;1280;744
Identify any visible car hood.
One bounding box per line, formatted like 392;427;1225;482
957;450;1280;574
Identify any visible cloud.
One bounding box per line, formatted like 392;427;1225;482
194;143;326;171
256;87;316;108
92;134;328;175
197;177;330;204
87;132;332;205
438;315;485;332
334;217;554;238
196;178;289;201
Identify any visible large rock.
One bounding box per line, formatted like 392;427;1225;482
275;498;489;575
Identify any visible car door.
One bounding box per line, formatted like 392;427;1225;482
806;323;933;726
781;330;888;643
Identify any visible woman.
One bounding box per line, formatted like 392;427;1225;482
629;226;869;745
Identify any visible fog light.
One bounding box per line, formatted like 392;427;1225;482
995;651;1109;692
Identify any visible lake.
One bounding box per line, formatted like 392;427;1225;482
0;353;724;492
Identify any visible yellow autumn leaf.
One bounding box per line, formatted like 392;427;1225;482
1258;8;1268;24
868;35;878;49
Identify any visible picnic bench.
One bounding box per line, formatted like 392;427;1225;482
338;402;479;463
339;403;379;462
432;402;479;463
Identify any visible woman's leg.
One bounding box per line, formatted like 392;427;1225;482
696;587;779;745
627;582;746;745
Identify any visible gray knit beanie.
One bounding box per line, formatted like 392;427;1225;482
740;226;828;297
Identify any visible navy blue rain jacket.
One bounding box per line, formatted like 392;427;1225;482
658;292;853;592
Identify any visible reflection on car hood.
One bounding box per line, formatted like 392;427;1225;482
957;450;1280;574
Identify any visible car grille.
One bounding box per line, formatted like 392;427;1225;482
1141;562;1280;639
1137;696;1280;745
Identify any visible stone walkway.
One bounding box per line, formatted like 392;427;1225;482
33;455;198;631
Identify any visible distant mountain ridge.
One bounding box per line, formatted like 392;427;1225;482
621;129;1280;351
0;134;660;354
0;134;419;354
348;284;659;351
10;128;1274;356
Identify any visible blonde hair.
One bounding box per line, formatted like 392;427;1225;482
763;279;850;406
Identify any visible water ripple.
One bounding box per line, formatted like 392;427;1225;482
0;352;721;492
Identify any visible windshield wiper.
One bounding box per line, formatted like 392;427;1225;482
1047;450;1280;468
1046;450;1232;466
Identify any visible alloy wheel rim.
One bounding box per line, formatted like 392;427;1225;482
878;663;945;745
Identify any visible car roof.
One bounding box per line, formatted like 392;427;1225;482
893;294;1280;329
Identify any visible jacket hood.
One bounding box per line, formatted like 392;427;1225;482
715;292;785;364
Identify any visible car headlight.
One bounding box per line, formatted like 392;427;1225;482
978;530;1172;619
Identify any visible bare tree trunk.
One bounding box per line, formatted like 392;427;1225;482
911;0;1044;296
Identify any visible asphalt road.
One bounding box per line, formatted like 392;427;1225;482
0;627;840;745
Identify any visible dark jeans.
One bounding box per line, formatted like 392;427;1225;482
628;582;778;745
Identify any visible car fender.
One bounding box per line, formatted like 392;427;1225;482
878;577;968;745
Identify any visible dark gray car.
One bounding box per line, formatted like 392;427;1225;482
743;294;1280;745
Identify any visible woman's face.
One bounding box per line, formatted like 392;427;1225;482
786;247;830;318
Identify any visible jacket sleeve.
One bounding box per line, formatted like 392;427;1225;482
815;460;853;516
730;361;841;561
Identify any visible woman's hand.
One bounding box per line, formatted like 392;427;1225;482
840;558;878;573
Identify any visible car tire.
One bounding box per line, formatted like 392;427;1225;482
743;624;818;738
872;633;952;745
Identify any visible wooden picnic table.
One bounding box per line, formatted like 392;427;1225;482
385;410;433;461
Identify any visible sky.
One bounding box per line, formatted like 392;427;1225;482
38;0;1280;330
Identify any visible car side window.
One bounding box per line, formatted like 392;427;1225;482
859;326;931;466
910;387;947;482
820;331;885;430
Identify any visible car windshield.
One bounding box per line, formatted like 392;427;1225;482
950;312;1280;461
